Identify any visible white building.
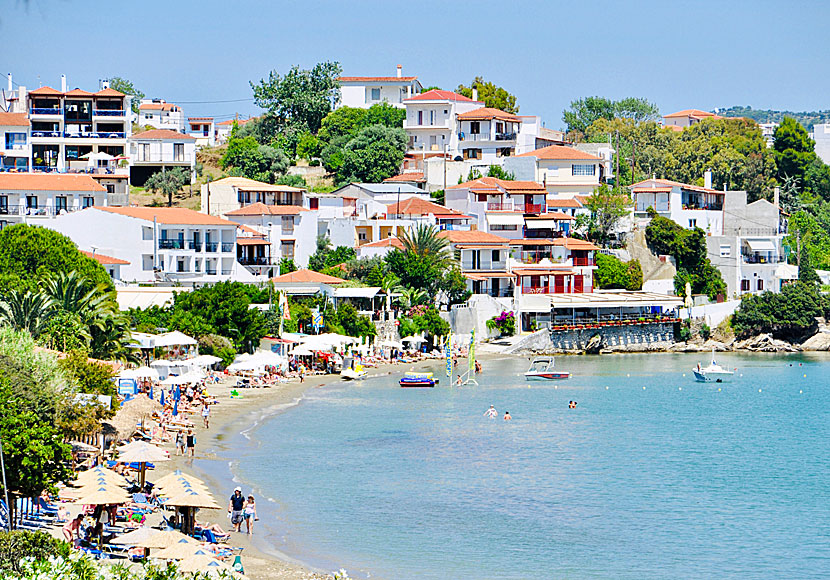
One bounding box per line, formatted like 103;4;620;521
187;117;215;147
354;236;404;260
515;116;565;154
1;76;131;174
215;117;255;144
0;173;109;230
200;176;306;216
338;66;422;109
330;182;429;206
759;122;778;148
662;109;720;130
403;89;483;158
503;145;604;198
80;249;129;282
0;112;30;172
813;123;830;165
630;175;726;235
223;202;317;270
137;100;186;133
456;107;522;164
129;129;196;186
45;206;255;283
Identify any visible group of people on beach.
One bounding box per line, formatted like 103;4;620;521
228;486;258;536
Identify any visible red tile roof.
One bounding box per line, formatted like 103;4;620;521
224;203;307;216
270;268;345;284
139;103;179;111
0;173;104;192
132;129;195;140
552;238;600;251
360;237;404;249
515;145;601;160
449;176;546;194
80;250;130;265
236;237;269;246
456;107;520;123
437;230;509;244
28;86;63;96
216;118;255;126
0;112;30;126
631;178;720;194
546;198;583;208
387;197;467;217
663;109;717;119
339;76;418;82
64;88;94;97
94;88;126;97
404;89;475;102
383;172;426;183
94;206;238;226
236;224;261;236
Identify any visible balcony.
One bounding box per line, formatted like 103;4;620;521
64;131;126;139
158;239;185;249
3;143;27;151
487;201;514;211
204;242;219;252
0;206;21;216
459;132;491;142
205;268;217;275
239;256;272;266
495;132;517;141
742;253;784;264
31;131;62;138
30;108;62;115
572;257;595;267
93;109;125;117
187;241;202;251
221;242;234;252
462;261;507;271
134;155;192;163
523;203;544;214
520;251;557;264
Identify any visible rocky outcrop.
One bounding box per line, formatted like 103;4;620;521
584;334;603;354
626;230;676;283
503;329;554;355
733;333;801;352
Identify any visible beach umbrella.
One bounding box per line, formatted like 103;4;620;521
177;554;237;574
160;389;165;406
74;485;130;505
174;385;181;401
132;366;161;380
121;394;162;419
118;441;169;487
151;536;206;560
69;441;99;453
150;360;175;367
73;466;127;486
153;471;204;488
291;346;315;357
156;482;211;497
173;400;178;417
110;526;162;546
163;489;220;510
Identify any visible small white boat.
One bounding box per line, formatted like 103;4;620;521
692;350;734;383
524;357;570;380
341;357;368;380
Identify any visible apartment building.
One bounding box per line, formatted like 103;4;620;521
187;117;215;147
0;173;108;229
200;176;306;216
456;107;522;164
137;99;186;133
440;230;513;298
630;174;726;235
338;66;423;109
1;76;132;174
0;112;30;172
129;129;196;186
503;145;604;198
45;206;255;283
403;89;483;157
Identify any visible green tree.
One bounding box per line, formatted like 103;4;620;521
318;107;369;143
108;77;144;114
582;184;632;245
594;253;642;290
296;131;322;160
613;97;660;123
338;124;407;183
563;96;616;134
332;303;376;338
386;225;453;292
279;258;297;275
0;290;55;338
438;267;472;306
786;209;830;270
364;102;406;128
732;281;826;340
308;236;357;271
457;77;519;113
59;350;117;401
144;167;190;207
250;61;342;138
487;165;514;180
220;133;288;184
39;310;89;352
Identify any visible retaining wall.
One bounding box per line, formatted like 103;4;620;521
549;321;676;351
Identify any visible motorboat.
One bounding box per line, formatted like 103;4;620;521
524;357;570;380
692;350;735;383
340;356;368;380
399;371;438;387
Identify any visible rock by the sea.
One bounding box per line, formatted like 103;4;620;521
733;333;800;352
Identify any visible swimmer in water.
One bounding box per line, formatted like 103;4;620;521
484;405;498;418
504;411;512;421
569;401;578;409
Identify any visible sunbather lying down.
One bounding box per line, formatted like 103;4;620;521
197;521;229;536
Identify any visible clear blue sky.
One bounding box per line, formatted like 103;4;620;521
2;0;828;129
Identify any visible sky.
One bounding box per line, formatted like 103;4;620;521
2;0;829;129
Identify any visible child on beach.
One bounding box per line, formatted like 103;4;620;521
201;403;210;429
243;495;258;536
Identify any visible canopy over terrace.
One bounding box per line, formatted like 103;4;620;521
547;290;684;325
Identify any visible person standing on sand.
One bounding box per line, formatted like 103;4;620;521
243;494;258;536
175;431;185;456
201;403;210;429
186;429;196;457
228;487;245;532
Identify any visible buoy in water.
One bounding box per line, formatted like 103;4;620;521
759;389;762;392
605;386;609;390
718;387;721;391
800;390;803;394
804;374;807;378
678;387;682;391
643;386;646;390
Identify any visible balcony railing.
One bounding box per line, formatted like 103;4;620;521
487;202;514;211
205;268;217;275
523;204;544;214
550;316;681;331
187;241;201;251
64;131;126;139
31;131;62;138
93;109;125;117
522;286;552;294
134;155;192;163
239;257;271;266
30;108;61;115
520;251;556;264
221;242;234;252
204;242;219;252
158;239;185;249
741;254;784;264
572;257;595;266
3;143;27;151
0;206;21;216
462;261;507;271
495;132;517;141
459;132;491;142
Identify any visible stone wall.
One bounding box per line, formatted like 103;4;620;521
506;322;676;354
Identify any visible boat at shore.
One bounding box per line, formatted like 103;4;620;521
692;350;734;382
399;371;438;387
524;357;570;380
341;357;368;380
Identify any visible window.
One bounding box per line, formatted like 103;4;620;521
477;194;487;202
463;148;481;160
174;143;184;161
142;255;154;271
689;219;697;228
741;279;750;292
309;198;319;210
719;244;731;257
5;132;26;149
138;143;149;161
0;196;7;214
82;196;95;208
757;279;764;291
470;121;480;135
497;148;513;157
491;224;518;231
370;88;381;101
492;250;500;263
177;259;186;273
26;195;37;209
429;110;435;125
417;111;423;125
572;164;596;176
106;184;115;194
55;196;67;212
281;241;295;258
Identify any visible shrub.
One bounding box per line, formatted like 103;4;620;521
486;311;516;337
699;323;711;340
0;530;66;575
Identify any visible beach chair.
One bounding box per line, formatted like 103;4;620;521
201;528;230;544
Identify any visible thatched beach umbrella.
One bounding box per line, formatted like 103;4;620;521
73;467;128;488
110;526;161;546
177;553;237;574
74;485;131;506
152;537;211;560
153;471;204;488
117;440;170;487
164;489;220;510
133;530;197;550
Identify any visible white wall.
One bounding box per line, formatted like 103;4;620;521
678;299;740;328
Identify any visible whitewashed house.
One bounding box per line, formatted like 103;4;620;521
129;129;196;186
0;112;30;172
661;109;720;131
187;117;215;147
503;145;604;198
630;175;725;235
201;176;306;216
403;89;483;158
137;100;186;133
338;66;422;109
45;206;255;283
80;249;129;282
456;107;522;164
0;173;108;230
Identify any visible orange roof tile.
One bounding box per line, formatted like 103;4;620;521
663;109;717;119
236;237;269;246
0;173;104;192
139;103;179;111
80;250;130;265
216;118;255;126
0;112;30;126
224;203;307;216
546;198;583;208
339;76;418;82
515;145;601;161
551;238;600;251
387;197;467;217
438;230;509;244
131;129;195;140
94;88;126;97
28;86;63;96
94;206;238;226
456;107;520;123
404;89;475;102
270;268;345;284
383;172;426;183
360;237;404;249
64;88;94;97
526;211;575;220
449;176;546;194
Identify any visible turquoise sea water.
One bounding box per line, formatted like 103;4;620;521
233;353;830;579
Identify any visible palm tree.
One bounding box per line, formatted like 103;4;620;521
88;314;139;363
399;224;454;268
0;290;56;338
380;273;399;313
394;286;428;310
42;271;117;326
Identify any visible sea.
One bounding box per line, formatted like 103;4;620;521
227;353;830;579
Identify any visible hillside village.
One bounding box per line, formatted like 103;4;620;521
3;64;830;353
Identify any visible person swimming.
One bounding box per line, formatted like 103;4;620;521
484;405;498;418
503;411;512;421
568;401;578;409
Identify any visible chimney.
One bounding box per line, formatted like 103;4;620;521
774;186;780;208
472;87;478;102
396;64;402;78
704;169;712;190
100;78;110;90
60;74;66;92
7;73;11;92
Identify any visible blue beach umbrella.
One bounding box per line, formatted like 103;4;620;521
160;389;165;406
173;400;178;417
149;385;153;400
174;386;181;402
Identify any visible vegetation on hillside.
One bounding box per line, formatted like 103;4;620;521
718;105;830;130
594;253;643;290
456;77;519;113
